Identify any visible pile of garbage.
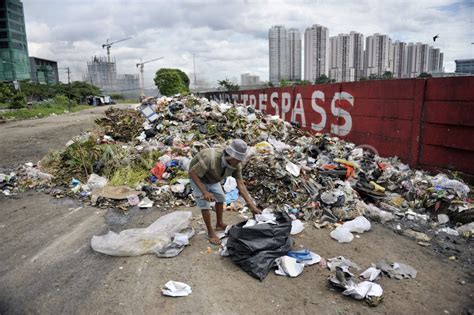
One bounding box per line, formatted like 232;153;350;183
3;95;473;252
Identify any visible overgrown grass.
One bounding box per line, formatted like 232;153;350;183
0;105;90;121
0;95;90;121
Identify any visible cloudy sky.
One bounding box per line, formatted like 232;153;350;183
23;0;473;88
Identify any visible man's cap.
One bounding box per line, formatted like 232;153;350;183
225;139;248;161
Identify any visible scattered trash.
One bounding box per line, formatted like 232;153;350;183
364;204;394;223
456;222;474;236
329;265;383;306
91;211;192;256
437;214;450;224
138;197;154;208
342;216;371;233
437;227;459;236
227;212;292;280
330;226;354;243
290;220;305;235
91;186;141;201
377;261;417;279
161;281;192;297
6;94;471;262
156;227;195;258
127;194;140;206
360;266;381;281
327;256;361;271
86;174;108;190
403;229;431;242
287;249;321;266
285;161;301;177
275;256;304;277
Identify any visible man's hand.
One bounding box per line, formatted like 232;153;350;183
250;206;262;214
203;191;216;202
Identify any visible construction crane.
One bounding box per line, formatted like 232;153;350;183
136;57;164;97
102;37;132;63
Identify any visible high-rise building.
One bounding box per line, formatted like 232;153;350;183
269;25;289;84
304;24;329;82
29;57;59;85
364;33;392;78
0;0;30;82
428;48;443;73
287;28;302;81
328;31;364;82
405;42;440;77
390;41;407;78
455;59;474;74
241;73;260;86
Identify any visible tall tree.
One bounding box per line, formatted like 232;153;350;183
217;79;240;91
154;69;190;96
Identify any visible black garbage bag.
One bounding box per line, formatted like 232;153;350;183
227;212;293;280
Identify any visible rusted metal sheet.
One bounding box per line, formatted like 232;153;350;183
425;77;474;101
419;144;474;174
424;100;474;127
422;124;474;151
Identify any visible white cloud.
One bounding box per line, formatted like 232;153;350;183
22;0;473;86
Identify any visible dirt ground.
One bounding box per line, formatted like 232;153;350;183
0;109;473;314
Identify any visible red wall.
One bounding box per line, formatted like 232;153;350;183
204;77;474;175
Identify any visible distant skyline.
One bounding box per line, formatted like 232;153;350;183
23;0;473;86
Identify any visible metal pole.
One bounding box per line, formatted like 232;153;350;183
106;39;110;63
67;67;70;84
140;60;144;97
193;53;197;92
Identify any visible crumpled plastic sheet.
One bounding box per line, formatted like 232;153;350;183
328;263;383;306
327;256;361;271
91;211;192;256
275;255;305;277
376;260;417;279
162;281;192;297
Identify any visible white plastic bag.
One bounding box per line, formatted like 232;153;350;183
223;176;237;193
275;256;305;277
285;161;301;177
330;226;354;243
162;281;192;297
290;220;305;235
87;174;107;190
91;211;192;256
342;216;371;233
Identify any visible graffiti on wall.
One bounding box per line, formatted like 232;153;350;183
208;89;355;137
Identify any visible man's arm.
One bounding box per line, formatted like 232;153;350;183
189;170;215;201
236;179;261;214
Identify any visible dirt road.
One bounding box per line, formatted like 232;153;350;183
0;109;473;314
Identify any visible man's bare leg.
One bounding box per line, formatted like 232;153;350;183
215;202;227;231
202;209;220;245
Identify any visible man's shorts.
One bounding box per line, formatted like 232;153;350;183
190;179;226;209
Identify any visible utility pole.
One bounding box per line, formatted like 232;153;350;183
193;53;197;92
